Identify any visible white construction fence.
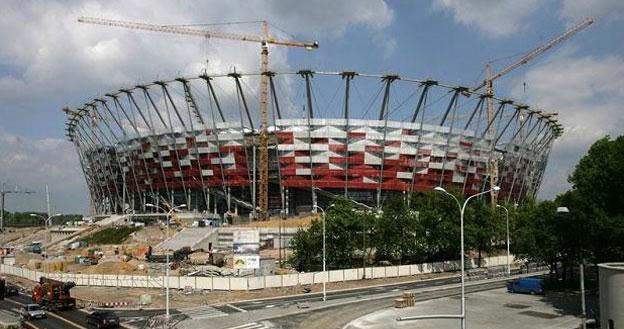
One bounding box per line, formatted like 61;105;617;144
0;255;514;291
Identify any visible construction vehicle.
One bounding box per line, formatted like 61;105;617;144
31;277;76;311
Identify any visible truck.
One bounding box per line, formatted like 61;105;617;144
32;277;76;311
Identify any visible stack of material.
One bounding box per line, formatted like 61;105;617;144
27;259;42;270
42;259;69;272
402;291;415;307
394;291;415;308
184;265;254;277
394;298;407;308
188;252;210;265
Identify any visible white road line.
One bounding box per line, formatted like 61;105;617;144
227;322;268;329
225;303;248;312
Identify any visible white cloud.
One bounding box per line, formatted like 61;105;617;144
431;0;545;38
0;130;89;214
0;0;394;213
560;0;624;23
510;52;624;199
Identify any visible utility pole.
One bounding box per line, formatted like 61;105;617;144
0;183;35;231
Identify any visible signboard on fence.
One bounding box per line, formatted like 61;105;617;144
233;255;260;269
232;229;260;269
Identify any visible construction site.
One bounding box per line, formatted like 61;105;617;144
0;10;602;329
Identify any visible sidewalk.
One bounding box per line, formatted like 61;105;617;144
344;288;580;329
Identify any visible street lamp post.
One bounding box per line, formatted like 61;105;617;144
398;186;500;329
312;204;334;303
496;204;511;276
30;213;62;273
145;203;186;320
557;206;586;329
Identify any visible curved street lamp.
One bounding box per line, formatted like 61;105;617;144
145;203;186;320
398;185;500;329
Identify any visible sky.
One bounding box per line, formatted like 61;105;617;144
0;0;623;214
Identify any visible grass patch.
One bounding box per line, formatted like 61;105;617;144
81;227;139;245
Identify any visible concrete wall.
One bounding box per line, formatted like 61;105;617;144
599;263;624;329
0;255;516;292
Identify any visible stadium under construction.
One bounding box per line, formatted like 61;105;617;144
64;71;562;216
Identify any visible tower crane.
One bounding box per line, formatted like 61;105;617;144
473;18;593;204
77;16;319;220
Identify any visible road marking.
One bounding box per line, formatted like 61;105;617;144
46;311;89;329
228;322;270;329
225;303;248;312
4;295;87;329
21;322;39;329
176;305;228;319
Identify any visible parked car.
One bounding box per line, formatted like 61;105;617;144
86;310;120;328
507;277;544;295
19;304;46;320
5;285;19;296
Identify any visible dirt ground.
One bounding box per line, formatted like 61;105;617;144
239;216;316;228
0;227;45;246
4;271;453;309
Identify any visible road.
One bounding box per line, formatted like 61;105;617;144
267;280;508;329
229;274;463;311
0;291;136;329
1;271;542;329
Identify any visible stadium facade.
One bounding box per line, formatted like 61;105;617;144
64;71;562;215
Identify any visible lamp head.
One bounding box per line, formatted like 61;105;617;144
493;186;501;191
496;204;502;208
433;186;446;193
557;206;570;213
145;203;155;208
29;214;39;217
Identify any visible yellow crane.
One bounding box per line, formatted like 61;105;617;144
473;18;593;204
77;16;319;220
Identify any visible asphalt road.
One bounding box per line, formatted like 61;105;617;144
0;294;86;329
230;274;463;311
267;280;510;329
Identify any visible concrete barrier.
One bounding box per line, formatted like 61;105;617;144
328;270;344;282
344;269;359;281
212;277;229;290
264;275;282;288
247;277;263;290
299;272;314;285
229;277;247;290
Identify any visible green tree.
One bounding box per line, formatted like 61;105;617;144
374;196;422;264
464;200;498;267
408;191;460;262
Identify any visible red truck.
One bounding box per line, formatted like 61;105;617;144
32;277;76;311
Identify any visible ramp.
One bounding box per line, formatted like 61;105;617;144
157;227;218;251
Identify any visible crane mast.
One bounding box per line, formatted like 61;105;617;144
475;18;593;204
78;17;318;220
